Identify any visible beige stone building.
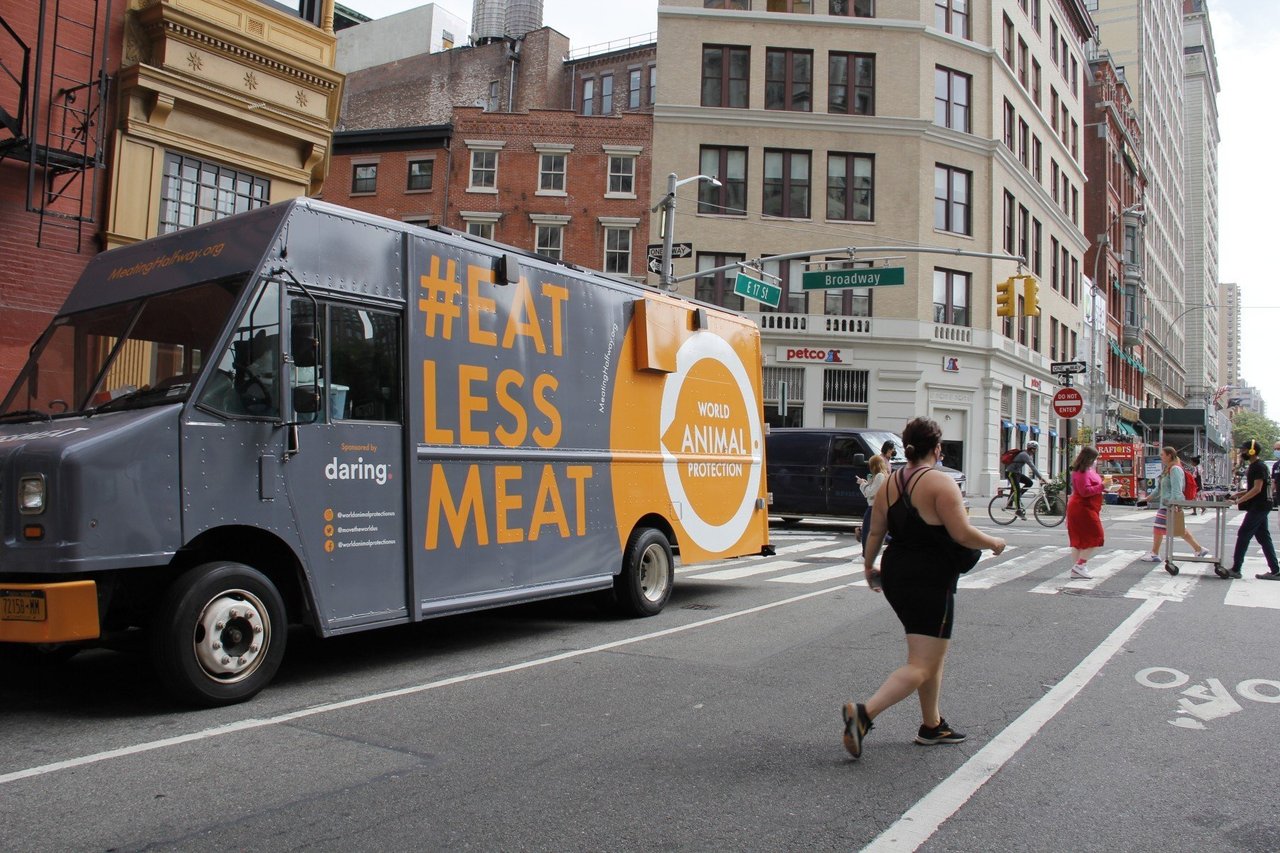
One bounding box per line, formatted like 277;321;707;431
105;0;344;249
652;0;1094;492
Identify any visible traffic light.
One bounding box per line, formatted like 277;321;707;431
1022;276;1040;317
995;277;1015;317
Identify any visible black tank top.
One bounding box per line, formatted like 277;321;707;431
886;467;960;552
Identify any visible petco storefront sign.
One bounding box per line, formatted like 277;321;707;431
776;346;851;364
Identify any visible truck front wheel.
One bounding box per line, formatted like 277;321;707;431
150;562;286;706
613;528;673;617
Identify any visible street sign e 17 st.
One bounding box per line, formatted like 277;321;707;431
802;266;905;290
733;272;782;308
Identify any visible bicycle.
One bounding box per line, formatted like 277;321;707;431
988;481;1066;527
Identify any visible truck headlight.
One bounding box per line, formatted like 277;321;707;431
19;474;46;514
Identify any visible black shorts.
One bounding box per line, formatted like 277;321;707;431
880;548;959;639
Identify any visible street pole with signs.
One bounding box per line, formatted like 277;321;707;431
653;173;720;290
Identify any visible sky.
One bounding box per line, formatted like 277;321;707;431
347;0;1278;413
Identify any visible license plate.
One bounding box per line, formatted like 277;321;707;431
0;590;47;622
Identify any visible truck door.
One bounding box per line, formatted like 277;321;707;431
283;296;409;632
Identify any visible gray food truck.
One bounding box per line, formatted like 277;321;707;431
0;199;771;705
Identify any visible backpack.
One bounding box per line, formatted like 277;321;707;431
1180;463;1198;501
1000;448;1019;467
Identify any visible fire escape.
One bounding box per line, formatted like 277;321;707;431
0;0;112;251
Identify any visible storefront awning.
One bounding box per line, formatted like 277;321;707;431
1017;423;1029;433
1116;421;1138;436
1030;426;1041;436
1049;429;1058;439
1001;420;1013;430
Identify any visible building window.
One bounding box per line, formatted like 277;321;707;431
486;80;500;112
934;0;969;38
705;0;749;7
1018;119;1029;168
629;69;642;109
934;67;970;132
539;153;566;192
441;30;454;50
1002;191;1016;254
830;0;873;16
407;159;433;191
1032;218;1042;275
828;52;874;115
649;65;657;104
1031;0;1040;32
765;48;813;112
1002;14;1014;66
767;0;813;11
159;152;270;234
462;212;500;240
1018;205;1029;261
1003;99;1015;150
695;253;746;311
763;149;811;218
933;165;971;235
604;226;634;275
1050;317;1059;360
535;224;563;260
1018;39;1028;88
933;268;970;326
761;256;808;314
469;149;498;190
1032;136;1042;182
1032;60;1041;106
699;146;747;215
600;73;614;114
351;163;377;194
827;152;873;222
581;78;595;115
701;45;750;108
607;154;637;196
1050;236;1060;291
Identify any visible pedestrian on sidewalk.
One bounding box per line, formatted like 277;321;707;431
1186;455;1203;515
857;453;888;549
1140;447;1210;564
1066;446;1105;578
842;417;1005;760
1222;439;1280;580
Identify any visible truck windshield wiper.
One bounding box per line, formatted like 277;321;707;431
87;387;184;416
0;409;53;423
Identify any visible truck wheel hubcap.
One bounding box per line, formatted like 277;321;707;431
193;589;269;682
639;544;671;603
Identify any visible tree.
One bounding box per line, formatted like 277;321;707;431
1231;409;1279;451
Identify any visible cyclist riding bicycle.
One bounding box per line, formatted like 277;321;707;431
1003;440;1048;517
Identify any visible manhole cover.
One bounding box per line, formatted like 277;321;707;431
1060;588;1125;598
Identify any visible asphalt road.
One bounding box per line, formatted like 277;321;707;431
2;503;1279;852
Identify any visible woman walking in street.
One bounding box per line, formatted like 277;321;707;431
1066;446;1105;578
842;417;1005;760
1140;447;1209;564
857;454;888;549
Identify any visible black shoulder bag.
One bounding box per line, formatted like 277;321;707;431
902;468;981;573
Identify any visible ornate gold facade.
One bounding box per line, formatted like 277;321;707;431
106;0;342;248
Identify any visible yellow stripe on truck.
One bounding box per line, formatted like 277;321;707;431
0;581;100;643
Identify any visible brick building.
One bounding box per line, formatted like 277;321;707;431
0;0;344;392
329;24;655;279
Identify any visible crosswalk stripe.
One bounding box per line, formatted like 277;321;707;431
770;563;861;584
1123;568;1198;601
958;546;1069;589
1029;550;1143;594
686;559;811;581
1224;557;1280;608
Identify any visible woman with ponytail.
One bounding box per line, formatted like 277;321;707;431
1222;439;1280;580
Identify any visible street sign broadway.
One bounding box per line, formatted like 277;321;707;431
1053;387;1084;418
733;271;782;308
1050;360;1088;375
802;266;905;290
647;242;693;259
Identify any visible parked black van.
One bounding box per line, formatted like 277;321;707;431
766;428;966;523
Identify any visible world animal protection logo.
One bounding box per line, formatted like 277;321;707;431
657;332;763;553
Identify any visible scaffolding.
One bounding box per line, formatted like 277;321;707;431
0;0;112;252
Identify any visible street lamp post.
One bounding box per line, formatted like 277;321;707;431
653;172;720;290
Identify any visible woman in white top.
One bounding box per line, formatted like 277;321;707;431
858;454;889;548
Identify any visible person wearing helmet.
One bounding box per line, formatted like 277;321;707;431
1222;439;1280;580
1002;439;1047;518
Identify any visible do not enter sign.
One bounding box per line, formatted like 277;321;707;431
1053;387;1084;418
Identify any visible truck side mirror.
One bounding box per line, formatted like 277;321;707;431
293;386;320;414
291;320;318;368
495;252;521;286
852;453;867;466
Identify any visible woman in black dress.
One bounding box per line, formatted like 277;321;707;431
842;417;1006;759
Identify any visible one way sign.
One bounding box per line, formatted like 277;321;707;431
647;242;694;260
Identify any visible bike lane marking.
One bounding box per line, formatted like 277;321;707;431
862;596;1164;852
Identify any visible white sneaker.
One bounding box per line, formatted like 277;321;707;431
1195;548;1211;558
1071;564;1092;579
1139;553;1161;563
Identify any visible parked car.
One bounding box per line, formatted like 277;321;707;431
765;428;966;524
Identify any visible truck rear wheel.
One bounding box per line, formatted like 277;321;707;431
613;527;673;617
150;562;286;706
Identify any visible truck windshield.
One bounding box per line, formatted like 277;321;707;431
0;277;245;418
